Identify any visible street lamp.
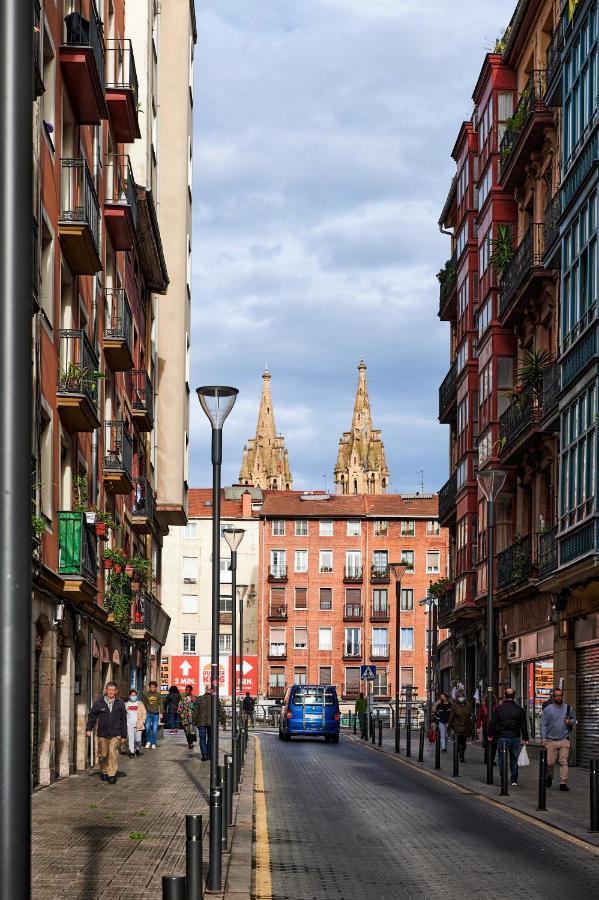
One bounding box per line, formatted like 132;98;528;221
222;527;245;794
477;468;507;787
389;563;407;753
237;584;249;762
196;385;238;892
419;584;437;729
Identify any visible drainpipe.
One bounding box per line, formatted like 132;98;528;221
439;223;453;238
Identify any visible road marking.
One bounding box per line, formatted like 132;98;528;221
254;736;272;899
349;735;599;855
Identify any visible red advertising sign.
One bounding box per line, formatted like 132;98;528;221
199;656;229;695
170;655;200;693
230;656;258;696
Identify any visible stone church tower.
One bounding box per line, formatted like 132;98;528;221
334;361;389;495
239;370;293;491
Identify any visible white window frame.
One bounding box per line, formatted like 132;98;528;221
319;520;333;536
426;550;440;574
219;633;232;654
401;550;414;572
347;520;361;536
400;520;415;536
184;521;198;539
294;549;308;573
319;549;333;573
181;594;197;614
374;520;388;536
400;628;414;651
427;520;440;535
319;627;332;650
182;633;196;654
182;556;198;583
272;519;285;536
295;519;308;536
293;626;308;650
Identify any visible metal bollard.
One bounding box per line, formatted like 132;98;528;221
353;713;357;735
163;875;186;899
418;723;425;762
537;746;547;811
371;715;376;744
218;766;228;851
486;736;494;786
225;754;233;827
590;759;599;832
500;745;509;796
378;718;382;747
186;814;203;900
394;719;400;754
434;728;441;770
406;710;412;757
231;736;238;795
236;734;242;790
207;786;222;892
452;735;459;777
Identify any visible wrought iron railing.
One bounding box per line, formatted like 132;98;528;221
544;192;562;254
344;566;363;582
562;133;598;207
499;224;544;317
132;476;155;522
269;565;287;580
499;388;541;449
343;682;361;699
105;155;137;229
343;643;362;658
131;591;170;644
438;252;457;310
439;359;458;416
499;70;547;179
105;38;139;108
104;288;133;349
103;420;133;479
63;0;105;92
561;321;597;387
344;604;363;620
60;157;101;253
438;589;456;624
268;603;288;619
497;534;533;590
373;681;391;698
58;511;97;584
546;15;566;94
268;644;287;658
370;644;390;659
57;329;100;407
371;604;390;621
267;685;286;699
538;526;558;579
541;358;560;415
371;566;390;582
438;470;457;521
126;369;154;425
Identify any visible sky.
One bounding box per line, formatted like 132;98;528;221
189;0;515;493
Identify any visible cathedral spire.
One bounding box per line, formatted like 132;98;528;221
239;370;293;491
334;361;389;495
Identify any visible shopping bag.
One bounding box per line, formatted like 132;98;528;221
517;745;530;766
428;725;436;745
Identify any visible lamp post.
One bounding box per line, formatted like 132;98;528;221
237;583;249;753
477;468;507;787
222;527;245;794
196;385;238;892
419;584;437;729
389;564;407;753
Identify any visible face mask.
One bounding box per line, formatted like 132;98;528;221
458;698;465;704
130;694;137;701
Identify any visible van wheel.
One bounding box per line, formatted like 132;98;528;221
278;727;284;740
284;731;291;742
331;733;340;743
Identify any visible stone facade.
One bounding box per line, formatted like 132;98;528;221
240;371;293;491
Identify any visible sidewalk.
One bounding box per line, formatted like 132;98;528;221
347;726;599;847
32;729;254;899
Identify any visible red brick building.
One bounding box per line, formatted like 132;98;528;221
258;491;448;710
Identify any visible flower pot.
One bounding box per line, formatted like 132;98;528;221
103;557;113;570
86;511;97;525
125;564;134;578
95;522;107;538
114;564;122;574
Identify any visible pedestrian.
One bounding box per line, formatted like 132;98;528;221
540;687;577;791
124;688;147;758
142;679;161;749
476;690;498;766
355;691;368;739
164;685;181;733
447;691;473;762
85;681;127;784
194;687;213;761
488;688;529;786
433;693;452;752
178;684;197;751
242;691;256;728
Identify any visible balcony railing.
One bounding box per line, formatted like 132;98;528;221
131;592;170;645
343;644;362;659
437;589;456;626
438;253;457;315
343;682;361;700
268;643;287;659
497;534;534;591
546;14;566;102
371;605;390;622
268;565;288;582
105;154;138;228
58;511;97;584
132;476;155;522
343;604;363;621
544;192;562;259
499;224;545;318
60;157;101;255
103;420;133;480
57;329;100;407
344;566;363;583
370;643;390;660
499;388;541;451
439;359;458;419
126;368;154;430
541;359;560;417
438;470;457;522
561;318;598;387
63;0;105;93
105;38;139;108
562;133;598;211
499;70;548;180
538;526;558;579
268;603;288;621
268;685;286;699
371;566;390;583
105;287;133;348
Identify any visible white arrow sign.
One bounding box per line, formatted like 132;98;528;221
179;660;192;677
234;660;254;675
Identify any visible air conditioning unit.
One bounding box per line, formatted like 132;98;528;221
507;638;520;660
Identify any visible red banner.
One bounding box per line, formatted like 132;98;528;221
170;655;200;693
230;656;258;696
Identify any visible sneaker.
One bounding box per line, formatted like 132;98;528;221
108;776;117;785
129;752;135;758
511;782;518;786
135;749;141;756
559;783;570;792
100;773;108;782
546;776;553;788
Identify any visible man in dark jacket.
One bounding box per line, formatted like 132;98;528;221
448;692;473;762
86;681;127;783
488;687;529;785
194;687;213;761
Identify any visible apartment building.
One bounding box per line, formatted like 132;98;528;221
30;0;195;787
258;492;447;711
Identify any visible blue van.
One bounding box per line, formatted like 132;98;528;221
278;684;340;742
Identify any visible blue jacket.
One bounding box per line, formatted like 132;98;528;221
540;702;577;741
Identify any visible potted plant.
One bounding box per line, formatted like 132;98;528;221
129;553;151;587
104;570;133;633
103;547;114;570
94;510;115;539
490;224;514;278
124;561;134;578
106;547;126;574
32;514;44;542
516;348;549;403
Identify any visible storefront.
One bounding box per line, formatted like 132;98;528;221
573;613;599;767
507;626;554;740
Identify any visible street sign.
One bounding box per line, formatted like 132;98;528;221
360;665;377;680
160;657;170;692
229;655;258;696
199;656;230;695
170;655;200;692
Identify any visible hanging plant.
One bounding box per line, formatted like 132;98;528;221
516;348;550;403
94;510;115;540
490;225;514;278
32;515;45;540
428;577;453;598
125;563;134;578
129;553;151;587
104;570;133;633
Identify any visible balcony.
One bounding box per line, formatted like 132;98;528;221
131;592;170;645
538;526;558;580
268;603;288;621
499;389;542;460
343;682;360;700
344;566;363;583
371;566;390;584
540;359;560;427
103;289;133;371
562;134;598;214
499;70;553;190
58;511;97;600
105;39;141;143
544;192;562;268
559;522;599;568
103;420;133;494
105;155;137;251
497;534;534;592
58;158;102;274
561;318;598;389
57;330;101;432
438;470;457;526
267;685;286;700
437;589;456;628
59;0;107;124
371;605;390;622
268;565;288;583
370;643;390;661
126;369;154;432
438;252;457;321
33;0;44;99
343;604;363;622
268;643;287;660
545;15;565;107
499;224;548;323
131;476;155;533
342;643;362;660
438;359;458;423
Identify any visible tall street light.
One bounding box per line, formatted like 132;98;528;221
222;527;245;793
419;583;436;728
237;583;249;743
477;468;507;787
389;563;407;753
197;385;238;892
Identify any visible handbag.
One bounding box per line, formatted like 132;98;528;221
428;725;436;745
517;745;530;767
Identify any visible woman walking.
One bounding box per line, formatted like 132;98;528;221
433;693;452;752
164;685;181;734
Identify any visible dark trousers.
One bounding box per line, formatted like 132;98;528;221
199;725;211;757
483;727;497;764
498;737;521;783
457;734;467;759
358;712;367;739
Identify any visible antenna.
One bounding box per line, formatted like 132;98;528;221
417;470;424;494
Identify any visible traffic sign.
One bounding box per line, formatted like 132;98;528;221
170;655;200;692
360;665;377;680
230;655;258;696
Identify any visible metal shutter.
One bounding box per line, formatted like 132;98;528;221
576;645;599;767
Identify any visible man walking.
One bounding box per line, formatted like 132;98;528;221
142;680;161;749
355;691;368;740
541;687;577;791
86;681;127;784
178;683;198;751
447;691;473;762
476;689;498;766
488;688;528;786
194;686;213;761
242;691;256;728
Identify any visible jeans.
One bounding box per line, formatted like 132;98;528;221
145;713;159;746
438;722;448;750
498;736;521;783
199;725;211;757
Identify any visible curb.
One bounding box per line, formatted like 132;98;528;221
221;737;255;899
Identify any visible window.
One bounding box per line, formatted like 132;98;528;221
219;557;232;582
372;628;388;654
400;588;413;610
457;159;469;203
294;627;308;650
478;295;492;337
373;550;388;571
294;587;308;609
347;520;361;536
295;520;308;536
320;587;332;610
319;520;333;536
427;520;440;535
456;338;469;373
270;549;286;577
219;594;232;613
345;587;361;612
294;667;307;685
426;551;440;574
319;666;332;686
497;91;514;143
182;556;197;583
479;362;492;402
182;633;196;654
181;594;197;614
319;627;332;650
219;634;232;654
345;627;361;655
39;406;53;520
374;520;388;536
479;228;492;274
458;277;469;318
272;520;285;535
401;667;414;688
319;550;333;572
372;589;388;613
269;627;286;657
40;217;54;324
457;397;469;435
400;520;415;536
184;521;198;539
42;29;56;152
294;550;308;573
478;429;494;466
456;220;468;257
345;550;362;576
400;628;414;651
269;667;285;689
400;550;414;572
560;381;597;529
345;666;360;690
478;163;492;209
561;190;598;348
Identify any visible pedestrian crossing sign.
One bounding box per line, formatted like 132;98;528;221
360;665;376;680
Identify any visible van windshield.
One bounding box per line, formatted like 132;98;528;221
293;687;335;706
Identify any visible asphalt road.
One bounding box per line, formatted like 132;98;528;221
256;729;599;900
